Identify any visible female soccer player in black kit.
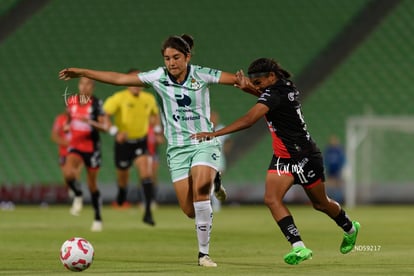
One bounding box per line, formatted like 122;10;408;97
193;58;360;265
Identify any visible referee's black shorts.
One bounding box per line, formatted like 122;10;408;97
114;137;149;170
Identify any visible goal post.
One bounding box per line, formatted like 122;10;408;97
345;116;414;208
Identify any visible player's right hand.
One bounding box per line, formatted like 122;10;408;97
59;68;82;80
116;132;128;144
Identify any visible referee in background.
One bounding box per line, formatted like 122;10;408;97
103;69;161;226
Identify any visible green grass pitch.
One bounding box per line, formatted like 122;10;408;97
0;204;413;275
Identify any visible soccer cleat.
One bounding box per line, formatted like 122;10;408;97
213;172;227;202
111;201;131;209
198;255;217;267
69;196;83;216
67;189;75;199
340;221;360;254
90;220;103;232
143;213;155;226
283;246;313;265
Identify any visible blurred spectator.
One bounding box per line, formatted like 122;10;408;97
324;135;345;202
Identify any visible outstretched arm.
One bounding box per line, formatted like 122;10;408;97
219;71;261;97
191;103;269;141
59;68;144;87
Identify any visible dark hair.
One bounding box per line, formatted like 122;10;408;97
247;58;291;79
161;34;194;56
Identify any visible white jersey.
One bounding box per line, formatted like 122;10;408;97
138;65;222;146
214;123;231;172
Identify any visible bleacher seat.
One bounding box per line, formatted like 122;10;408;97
0;0;377;185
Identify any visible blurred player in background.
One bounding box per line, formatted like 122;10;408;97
210;111;232;212
103;69;160;226
193;58;360;265
51;110;71;185
63;77;106;232
324;134;346;203
59;34;260;267
147;114;165;207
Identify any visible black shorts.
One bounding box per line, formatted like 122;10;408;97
68;148;101;170
115;137;149;170
268;152;325;189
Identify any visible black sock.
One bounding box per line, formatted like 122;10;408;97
277;215;302;245
141;178;153;216
213;171;222;191
333;209;353;232
198;252;208;258
91;190;102;221
117;186;127;205
66;179;83;196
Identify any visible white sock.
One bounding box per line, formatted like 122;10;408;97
194;200;213;255
292;241;305;248
347;225;356;234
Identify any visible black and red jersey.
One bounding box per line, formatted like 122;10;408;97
52;113;70;156
257;79;320;159
67;95;104;153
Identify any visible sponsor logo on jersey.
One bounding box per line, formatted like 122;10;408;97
175;94;192;107
172;113;200;122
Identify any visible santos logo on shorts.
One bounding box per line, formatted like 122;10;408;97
211;153;219;161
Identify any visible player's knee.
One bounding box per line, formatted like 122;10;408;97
263;196;272;207
264;195;283;208
63;169;76;180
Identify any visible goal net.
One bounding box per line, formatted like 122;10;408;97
345;116;414;207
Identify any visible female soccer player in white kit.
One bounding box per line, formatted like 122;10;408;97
59;34;260;267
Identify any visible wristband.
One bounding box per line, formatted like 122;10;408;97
153;125;162;134
108;126;118;136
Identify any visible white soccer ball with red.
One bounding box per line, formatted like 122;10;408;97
60;237;94;272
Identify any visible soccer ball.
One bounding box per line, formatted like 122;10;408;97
60;237;94;272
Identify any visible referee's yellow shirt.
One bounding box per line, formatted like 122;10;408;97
103;89;159;139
